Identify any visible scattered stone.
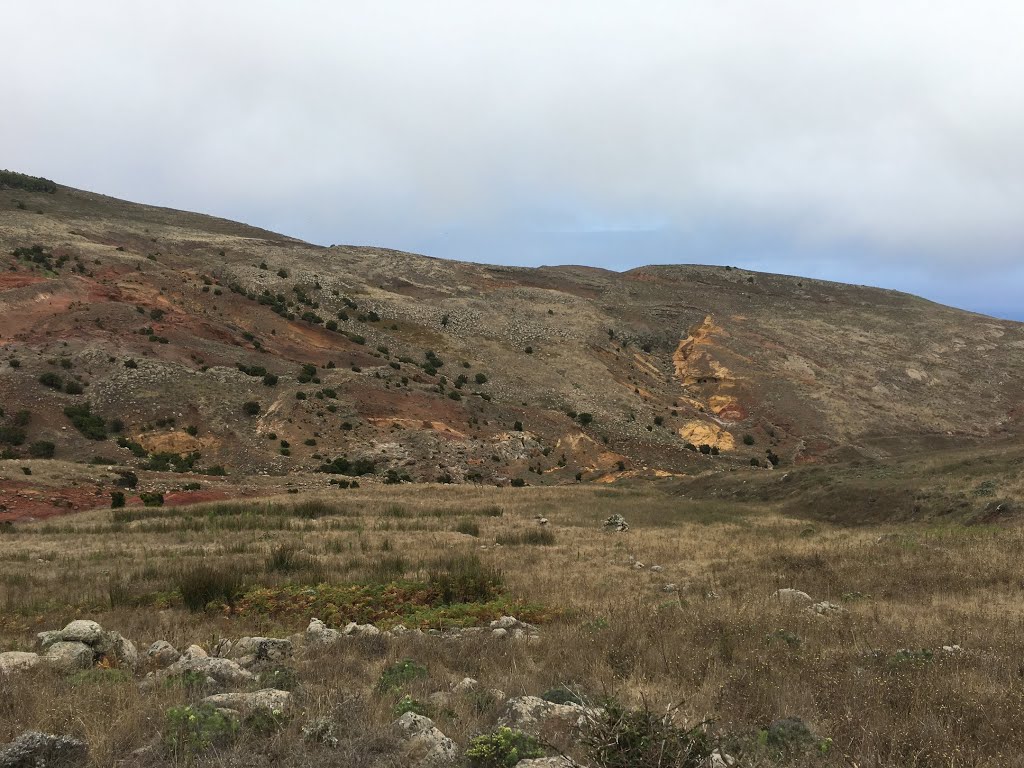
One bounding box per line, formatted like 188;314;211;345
230;637;293;664
391;712;459;767
650;565;664;573
662;583;679;593
146;641;180;668
0;652;40;675
942;644;963;654
491;628;508;639
453;677;479;694
44;642;93;672
702;748;738;768
181;644;207;660
809;601;845;617
537;517;549;525
202;689;291;715
602;514;629;532
515;758;583;768
158;656;254;688
772;588;813;606
306;618;342;645
0;732;88;768
633;562;645;570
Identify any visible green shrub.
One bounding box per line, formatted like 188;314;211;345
163;704;238;756
466;727;545;768
242;400;261;416
582;700;712;768
109;491;126;509
743;434;755;445
39;372;63;389
64;403;107;439
64;379;84;395
394;695;428;717
28;441;54;459
140;492;164;507
377;659;428;693
0;170;57;193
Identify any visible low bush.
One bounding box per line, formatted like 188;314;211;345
376;659;427;693
163;704;238;756
466;727;545;768
64;402;107;439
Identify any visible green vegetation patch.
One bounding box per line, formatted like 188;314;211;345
232;581;546;629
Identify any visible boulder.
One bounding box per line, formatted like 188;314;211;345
701;749;737;768
43;642;93;672
161;656;254;687
146;641;180;667
181;644;208;660
499;696;594;738
202;689;291;715
391;712;459;767
97;631;138;671
602;514;629;532
809;601;845;617
0;652;40;675
0;731;88;768
57;620;104;646
306;618;341;645
515;759;582;768
453;677;479;694
230;637;293;664
772;588;814;606
34;631;62;652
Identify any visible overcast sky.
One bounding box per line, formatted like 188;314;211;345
6;2;1023;320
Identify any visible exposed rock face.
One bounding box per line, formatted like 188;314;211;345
0;731;88;768
54;620;104;646
391;712;459;767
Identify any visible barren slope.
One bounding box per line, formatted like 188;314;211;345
2;173;1023;516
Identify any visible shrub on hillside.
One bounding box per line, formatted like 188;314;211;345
64;403;107;440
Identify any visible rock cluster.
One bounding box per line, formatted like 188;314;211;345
602;514;629;532
1;619;138;676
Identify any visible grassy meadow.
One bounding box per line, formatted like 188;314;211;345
1;484;1023;767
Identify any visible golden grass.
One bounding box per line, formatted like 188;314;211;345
2;484;1024;766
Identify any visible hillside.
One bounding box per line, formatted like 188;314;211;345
2;171;1023;517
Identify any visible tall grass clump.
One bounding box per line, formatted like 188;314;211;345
496;528;556;546
176;564;244;611
428;554;503;604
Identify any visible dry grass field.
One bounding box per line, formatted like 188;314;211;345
3;484;1023;767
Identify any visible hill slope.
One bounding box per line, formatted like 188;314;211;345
2;172;1023;514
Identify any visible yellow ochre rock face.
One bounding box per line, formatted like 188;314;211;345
678;421;735;451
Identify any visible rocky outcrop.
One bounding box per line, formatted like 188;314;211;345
35;620;138;671
391;712;459;767
498;696;597;739
0;731;88;768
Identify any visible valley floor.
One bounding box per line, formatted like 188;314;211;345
1;485;1022;767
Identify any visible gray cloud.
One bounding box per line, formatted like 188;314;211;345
6;1;1024;318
